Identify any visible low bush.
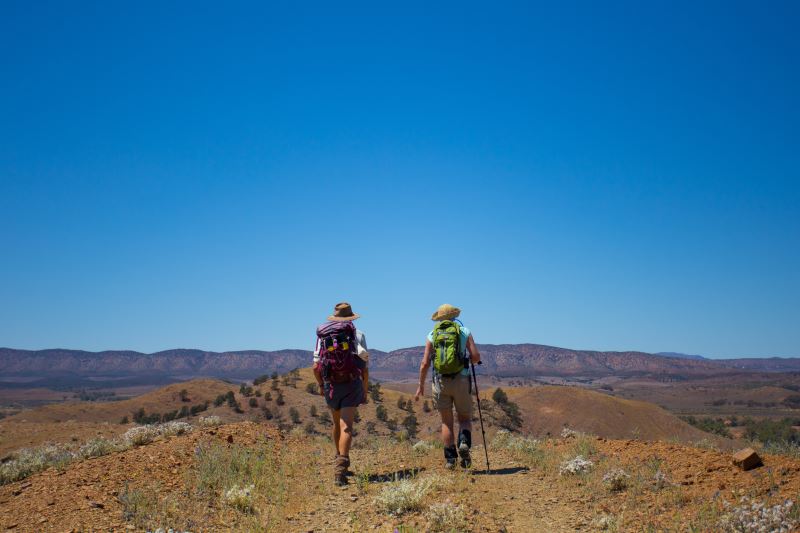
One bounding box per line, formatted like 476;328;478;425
426;502;467;532
374;476;435;515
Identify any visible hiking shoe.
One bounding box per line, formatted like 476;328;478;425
334;455;349;486
458;448;471;468
444;445;458;470
458;430;472;468
336;454;353;476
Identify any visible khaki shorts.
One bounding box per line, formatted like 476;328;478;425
432;373;472;416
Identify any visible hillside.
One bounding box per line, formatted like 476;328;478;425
506;386;723;443
0;369;729;459
1;420;798;532
0;343;760;384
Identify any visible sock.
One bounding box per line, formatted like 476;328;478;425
459;429;472;448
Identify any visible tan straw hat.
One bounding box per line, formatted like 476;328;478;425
431;303;461;321
328;302;360;322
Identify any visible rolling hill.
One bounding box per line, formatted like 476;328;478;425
0;344;766;384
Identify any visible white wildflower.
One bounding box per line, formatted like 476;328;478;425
559;455;594;475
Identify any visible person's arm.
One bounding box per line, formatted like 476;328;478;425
467;334;481;364
312;337;324;395
415;340;433;401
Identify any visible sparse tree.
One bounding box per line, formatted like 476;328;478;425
492;387;509;405
369;381;382;402
402;413;418;439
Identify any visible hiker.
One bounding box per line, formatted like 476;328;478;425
313;302;369;486
415;304;481;469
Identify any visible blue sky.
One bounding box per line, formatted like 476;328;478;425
1;1;798;357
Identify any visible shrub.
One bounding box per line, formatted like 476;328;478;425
179;389;190;402
264;392;272;401
304;420;316;435
276;392;285;406
253;374;270;386
376;405;388;422
309;405;318;418
289;407;301;424
124;425;159;446
213;394;226;407
426;502;467;532
719;497;796;532
402;413;419;439
198;415;222;427
374;477;435;515
248;398;258;408
602;469;630;491
306;382;319;394
0;443;74;485
492;429;540;454
77;438;120;459
559;455;594;475
369;381;382;402
119;415;129;424
412;441;434;454
158;421;193;437
492;388;508;404
386;418;397;431
222;484;255;512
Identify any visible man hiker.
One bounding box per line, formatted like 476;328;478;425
415;304;481;469
313;302;369;486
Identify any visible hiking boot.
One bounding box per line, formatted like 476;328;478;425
334;455;349;486
444;445;458;470
458;430;472;468
336;454;353;476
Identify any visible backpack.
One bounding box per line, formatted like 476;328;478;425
432;320;467;376
316;321;361;384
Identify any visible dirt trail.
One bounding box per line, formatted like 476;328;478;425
2;422;800;532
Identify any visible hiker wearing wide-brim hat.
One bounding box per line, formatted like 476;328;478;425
312;302;370;486
415;304;482;469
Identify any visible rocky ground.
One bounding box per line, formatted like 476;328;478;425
2;420;800;532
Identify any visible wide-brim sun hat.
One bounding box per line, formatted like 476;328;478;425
431;303;461;321
328;302;360;322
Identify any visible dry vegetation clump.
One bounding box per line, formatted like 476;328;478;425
77;437;123;459
198;415;222;427
718;497;798;532
123;425;160;446
559;455;594;476
412;440;435;454
426;501;468;532
374;475;437;515
492;429;540;454
602;468;630;492
0;443;74;484
158;420;193;437
222;483;256;512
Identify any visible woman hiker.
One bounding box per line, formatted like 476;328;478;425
313;302;369;486
415;304;482;469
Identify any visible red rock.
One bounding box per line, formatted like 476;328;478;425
732;448;763;471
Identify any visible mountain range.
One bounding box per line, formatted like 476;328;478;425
2;344;797;383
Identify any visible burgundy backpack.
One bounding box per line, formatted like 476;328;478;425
316;321;361;385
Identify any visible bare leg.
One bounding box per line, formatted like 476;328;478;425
440;408;455;447
330;408;341;455
338;406;356;457
457;413;472;435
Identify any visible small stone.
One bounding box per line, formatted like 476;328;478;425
350;496;358;502
89;501;105;509
732;448;763;471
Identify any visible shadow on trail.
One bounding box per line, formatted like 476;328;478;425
367;467;425;483
472;466;529;476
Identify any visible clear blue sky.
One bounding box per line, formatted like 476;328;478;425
1;1;798;357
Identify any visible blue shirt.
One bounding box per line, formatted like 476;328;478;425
427;323;472;376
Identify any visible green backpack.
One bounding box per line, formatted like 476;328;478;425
432;320;466;375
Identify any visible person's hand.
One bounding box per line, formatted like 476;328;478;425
414;385;424;401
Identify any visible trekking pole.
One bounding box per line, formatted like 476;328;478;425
470;361;490;474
